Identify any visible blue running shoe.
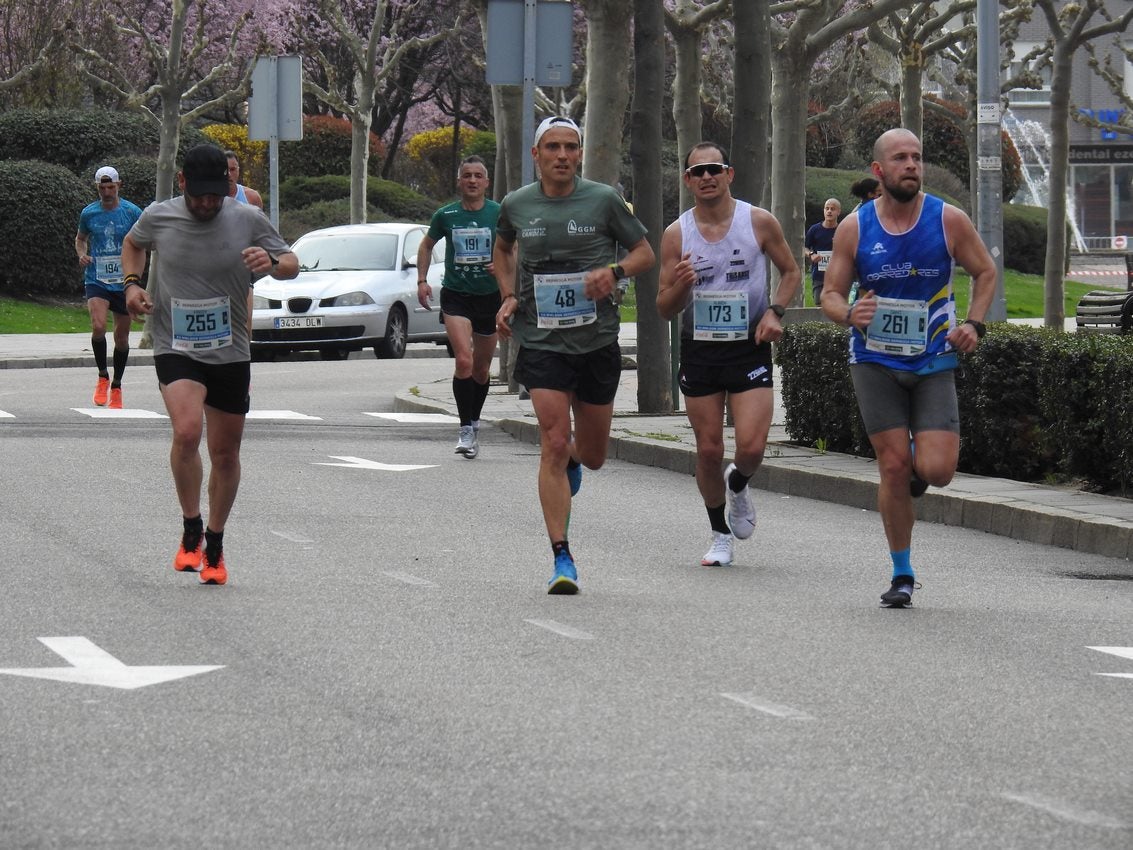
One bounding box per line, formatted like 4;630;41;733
566;461;582;496
547;550;579;595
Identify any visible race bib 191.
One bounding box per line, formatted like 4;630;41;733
452;226;492;266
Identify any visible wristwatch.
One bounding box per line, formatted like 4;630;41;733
769;304;786;319
963;318;987;338
609;263;627;280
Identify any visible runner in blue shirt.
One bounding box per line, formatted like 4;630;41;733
75;166;143;408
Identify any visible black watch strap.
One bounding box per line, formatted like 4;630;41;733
963;318;986;338
769;303;786;319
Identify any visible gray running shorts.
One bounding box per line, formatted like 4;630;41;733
849;362;959;435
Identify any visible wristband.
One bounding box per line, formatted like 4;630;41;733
123;274;142;290
963;318;986;338
845;301;856;326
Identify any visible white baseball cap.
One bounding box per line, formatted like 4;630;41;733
94;166;120;183
533;116;582;148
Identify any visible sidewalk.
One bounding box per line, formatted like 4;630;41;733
4;328;1132;562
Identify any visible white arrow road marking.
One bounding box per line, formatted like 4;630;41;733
381;571;437;587
270;529;315;544
1002;793;1128;829
0;637;223;690
0;410;13;418
1087;646;1133;678
246;410;323;420
365;412;460;424
313;456;436;471
524;619;594;640
73;408;167;419
720;692;815;720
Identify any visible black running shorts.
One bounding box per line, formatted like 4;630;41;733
154;354;251;415
441;288;502;337
514;341;621;405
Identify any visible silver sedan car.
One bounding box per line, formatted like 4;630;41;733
251;222;449;360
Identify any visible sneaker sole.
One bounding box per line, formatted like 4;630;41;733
547;576;579;595
462;447;478;460
199;572;227;585
880;599;912;608
701;557;733;567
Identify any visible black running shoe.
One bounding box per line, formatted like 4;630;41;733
910;473;928;498
881;575;916;607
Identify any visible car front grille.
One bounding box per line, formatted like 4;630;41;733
287;297;314;313
253;326;368;343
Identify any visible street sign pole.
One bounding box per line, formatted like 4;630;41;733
249;55;304;229
522;0;536;186
976;0;1007;321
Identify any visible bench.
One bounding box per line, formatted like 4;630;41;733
1075;290;1133;334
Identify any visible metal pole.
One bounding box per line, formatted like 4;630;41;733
976;0;1006;321
521;0;536;186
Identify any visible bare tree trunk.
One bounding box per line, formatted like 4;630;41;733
581;0;632;185
899;57;924;141
731;0;771;207
770;48;810;307
349;72;375;224
632;0;671;414
670;14;703;212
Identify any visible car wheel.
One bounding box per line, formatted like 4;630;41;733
319;348;350;361
374;305;408;359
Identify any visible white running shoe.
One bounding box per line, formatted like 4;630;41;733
725;462;756;540
701;531;734;566
455;425;475;455
464;428;479;459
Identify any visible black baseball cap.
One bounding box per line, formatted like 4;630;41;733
182;144;230;196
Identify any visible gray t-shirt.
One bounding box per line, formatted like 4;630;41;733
496;177;647;353
128;197;290;363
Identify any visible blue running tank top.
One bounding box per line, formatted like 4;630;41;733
850;194;956;372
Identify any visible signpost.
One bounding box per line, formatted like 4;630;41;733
486;0;573;186
248;55;304;227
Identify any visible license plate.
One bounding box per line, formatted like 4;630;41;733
274;316;324;329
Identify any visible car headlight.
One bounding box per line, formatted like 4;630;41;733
326;291;375;308
252;295;271;310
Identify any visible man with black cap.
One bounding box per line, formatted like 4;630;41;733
76;165;143;408
492;115;655;595
120;143;298;586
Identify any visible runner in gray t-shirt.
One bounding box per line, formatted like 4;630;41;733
122;143;298;587
492;116;654;595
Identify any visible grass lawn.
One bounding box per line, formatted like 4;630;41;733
0;270;1110;332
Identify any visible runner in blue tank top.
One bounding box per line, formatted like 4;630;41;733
820;129;997;609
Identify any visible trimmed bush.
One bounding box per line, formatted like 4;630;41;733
0;160;91;298
278;199;387;244
1003;202;1070;276
0;108;160;171
279;115;385;179
278;174;437;223
776;322;872;456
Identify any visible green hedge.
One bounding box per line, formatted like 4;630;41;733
278;175;437;222
279;115;385;178
0;160;91;297
778;322;1133;495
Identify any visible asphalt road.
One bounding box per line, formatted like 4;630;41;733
1;359;1131;849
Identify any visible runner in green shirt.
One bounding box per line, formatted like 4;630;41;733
417;155;501;458
492;116;655;595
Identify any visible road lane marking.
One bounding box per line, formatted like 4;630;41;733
0;637;223;690
381;571;437;587
313;456;437;471
270;530;315;544
720;691;815;720
524;619;594;640
247;410;323;420
365;412;460;424
1087;646;1133;678
0;410;13;418
72;408;167;418
1002;793;1128;829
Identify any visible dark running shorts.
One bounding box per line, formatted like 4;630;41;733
515;341;622;405
441;288;502;337
849;362;959;435
85;284;129;316
679;347;775;397
154;354;251;416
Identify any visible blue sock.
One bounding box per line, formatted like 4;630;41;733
890;548;913;580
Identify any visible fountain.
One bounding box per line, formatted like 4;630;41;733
1003;109;1088;252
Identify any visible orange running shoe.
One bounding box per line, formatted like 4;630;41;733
174;538;203;572
93;376;110;406
108;387;123;409
199;553;228;585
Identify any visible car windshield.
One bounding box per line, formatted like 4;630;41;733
293;233;399;272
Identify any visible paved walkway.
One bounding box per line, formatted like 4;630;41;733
3;327;1132;562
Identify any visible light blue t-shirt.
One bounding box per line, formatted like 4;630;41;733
79;200;144;290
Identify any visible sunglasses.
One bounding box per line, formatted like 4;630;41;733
685;162;729;178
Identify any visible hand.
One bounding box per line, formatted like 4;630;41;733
847;290;876;329
125;285;152;319
583;266;615;301
673;252;697;292
946;321;981;354
417;280;433;310
241;246;274;275
495;296;517;339
78;254;92;268
754;309;783;345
